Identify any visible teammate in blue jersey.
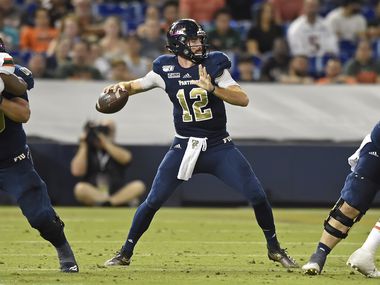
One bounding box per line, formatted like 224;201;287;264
102;19;297;268
0;43;78;273
303;121;380;277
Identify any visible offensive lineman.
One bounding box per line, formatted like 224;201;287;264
0;42;78;273
303;121;380;277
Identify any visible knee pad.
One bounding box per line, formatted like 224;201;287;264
29;210;66;247
324;198;363;239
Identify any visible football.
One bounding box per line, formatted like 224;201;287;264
96;89;129;114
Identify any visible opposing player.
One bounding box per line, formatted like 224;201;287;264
102;19;297;268
0;44;79;272
303;121;380;276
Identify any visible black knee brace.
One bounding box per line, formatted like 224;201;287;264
29;211;66;247
324;198;363;239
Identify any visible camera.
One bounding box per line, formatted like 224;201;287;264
84;121;111;147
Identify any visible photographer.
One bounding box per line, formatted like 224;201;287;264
71;119;146;206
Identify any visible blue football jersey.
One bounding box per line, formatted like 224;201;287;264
153;51;232;146
0;91;28;160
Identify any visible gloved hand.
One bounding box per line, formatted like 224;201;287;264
14;64;34;90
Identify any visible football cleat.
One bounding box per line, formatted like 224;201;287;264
60;262;79;273
302;253;326;275
347;247;380;278
267;245;299;268
104;252;131;267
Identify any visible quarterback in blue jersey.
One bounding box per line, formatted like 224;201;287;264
0;47;78;272
103;19;297;268
303;121;380;277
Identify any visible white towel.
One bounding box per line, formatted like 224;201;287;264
348;134;372;171
177;137;207;181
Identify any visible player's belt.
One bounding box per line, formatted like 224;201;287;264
0;146;30;168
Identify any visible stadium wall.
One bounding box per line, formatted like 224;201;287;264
8;142;375;207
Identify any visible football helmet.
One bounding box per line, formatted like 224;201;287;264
166;19;208;63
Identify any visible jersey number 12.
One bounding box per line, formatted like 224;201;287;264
176;88;213;122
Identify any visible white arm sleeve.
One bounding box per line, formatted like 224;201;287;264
215;69;239;88
135;70;166;90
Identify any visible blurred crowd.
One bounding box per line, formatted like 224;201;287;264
2;0;380;84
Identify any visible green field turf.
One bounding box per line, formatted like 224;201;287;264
0;207;380;285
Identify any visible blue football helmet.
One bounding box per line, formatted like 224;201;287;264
166;19;208;63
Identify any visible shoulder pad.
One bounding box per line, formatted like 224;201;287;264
153;55;176;75
206;51;231;79
0;52;15;74
371;121;380;149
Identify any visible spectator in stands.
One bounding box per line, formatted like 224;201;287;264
47;38;71;71
137;5;161;37
226;0;253;21
287;0;338;57
27;53;53;79
179;0;225;23
72;0;103;41
367;1;380;41
0;12;19;52
71;120;146;207
46;0;73;26
325;0;367;42
123;34;151;79
90;41;110;79
161;0;179;33
236;55;256;82
0;0;22;28
109;59;134;81
47;14;82;58
138;19;167;60
344;40;380;84
99;16;126;61
269;0;304;24
279;55;314;84
246;2;283;57
20;8;58;53
317;58;356;84
207;8;241;54
260;38;291;82
55;40;102;80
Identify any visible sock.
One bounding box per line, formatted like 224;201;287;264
316;242;331;257
253;200;278;248
361;220;380;255
121;201;157;258
56;241;76;265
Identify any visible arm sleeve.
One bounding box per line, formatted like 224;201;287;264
215;69;239;88
136;70;166;90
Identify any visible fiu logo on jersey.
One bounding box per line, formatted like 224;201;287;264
13;153;26;162
179;80;196;86
162;65;175;72
192;140;199;149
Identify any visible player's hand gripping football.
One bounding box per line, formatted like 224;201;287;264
195;65;215;93
103;82;129;94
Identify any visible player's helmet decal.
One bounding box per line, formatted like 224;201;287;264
166;19;208;63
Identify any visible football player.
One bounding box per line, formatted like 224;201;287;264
0;40;78;273
102;19;297;269
303;121;380;276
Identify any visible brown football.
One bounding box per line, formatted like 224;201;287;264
96;89;129;114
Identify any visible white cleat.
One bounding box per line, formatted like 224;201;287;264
302;262;321;275
347;248;380;278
